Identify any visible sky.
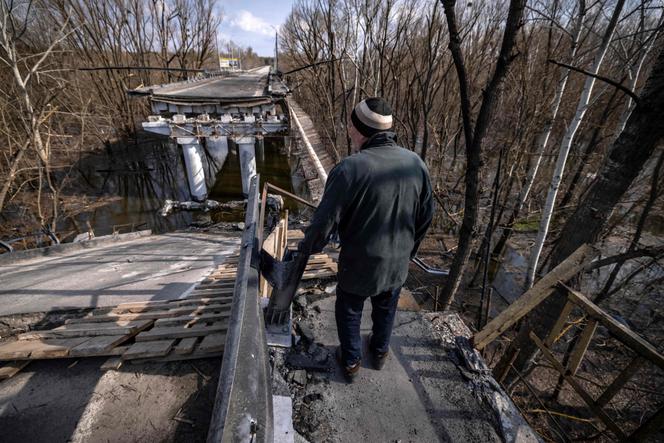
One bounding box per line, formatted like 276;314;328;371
217;1;296;57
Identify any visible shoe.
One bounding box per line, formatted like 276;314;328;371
368;333;389;370
336;347;360;382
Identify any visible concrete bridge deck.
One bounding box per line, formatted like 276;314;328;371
132;66;289;107
0;231;239;316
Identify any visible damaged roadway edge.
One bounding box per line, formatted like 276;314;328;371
269;283;543;443
432;313;542;443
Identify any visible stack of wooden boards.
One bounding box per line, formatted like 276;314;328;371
0;239;339;380
285;229;338;280
0;253;241;378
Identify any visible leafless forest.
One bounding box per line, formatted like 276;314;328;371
1;0;663;440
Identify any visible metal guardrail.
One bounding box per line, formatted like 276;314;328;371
207;175;273;443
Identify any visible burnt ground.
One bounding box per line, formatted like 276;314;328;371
270;284;540;443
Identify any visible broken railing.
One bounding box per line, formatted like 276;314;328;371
208;175;273;443
473;244;664;441
207;178;450;441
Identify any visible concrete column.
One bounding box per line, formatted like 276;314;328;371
256;135;265;163
177;137;207;202
236;136;256;196
207;135;229;169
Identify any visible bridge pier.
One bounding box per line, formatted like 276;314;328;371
256;135;265;163
206;135;229;169
235;136;257;197
177;137;207;202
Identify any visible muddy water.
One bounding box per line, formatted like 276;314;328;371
73;133;298;237
208;136;300;222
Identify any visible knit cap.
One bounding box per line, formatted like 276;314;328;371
351;97;393;137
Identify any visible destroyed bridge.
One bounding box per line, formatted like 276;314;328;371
0;66;662;443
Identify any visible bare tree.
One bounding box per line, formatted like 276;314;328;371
437;0;528;310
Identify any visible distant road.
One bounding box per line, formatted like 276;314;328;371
0;232;239;315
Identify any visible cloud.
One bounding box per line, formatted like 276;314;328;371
230;10;275;36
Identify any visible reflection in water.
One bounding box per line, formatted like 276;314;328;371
76;137;193;236
208;136;300;222
74;133;298;236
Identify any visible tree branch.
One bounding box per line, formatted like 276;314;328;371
588;245;664;270
547;58;641;103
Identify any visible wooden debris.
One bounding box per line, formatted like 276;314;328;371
18;320;154;340
0;250;242;366
173;337;199;355
0;360;30;380
100;357;123;371
198;333;225;353
135;322;228;341
69;336;131;357
0;337;90;360
123;339;176;360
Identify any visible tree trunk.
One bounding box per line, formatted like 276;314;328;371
439;0;527;310
525;0;626;289
492;0;585;259
502;43;664;382
0;142;28;212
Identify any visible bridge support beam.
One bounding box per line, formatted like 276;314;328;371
236;136;257;196
207;135;229;169
177;137;208;202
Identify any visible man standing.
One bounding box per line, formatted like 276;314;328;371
298;97;434;381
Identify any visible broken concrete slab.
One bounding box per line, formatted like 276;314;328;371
0;232;241;316
277;295;539;443
295;322;315;344
285;353;330;372
291;369;307;386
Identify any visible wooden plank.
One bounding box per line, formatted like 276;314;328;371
545;300;576;346
112;300;232;315
301;270;335;279
173;337;198;355
135;322;228;341
595;356;644;407
567;319;598;376
530;332;626;439
472;244;597;350
113;294;232;310
18;320;153;340
100;357;123;370
562;283;664;370
54;320;147;330
69;335;131;357
70;299;234;324
122;339;176;360
127;350;222;364
155;312;231;327
195;282;236;290
0;361;30;380
31;339;91;358
198;333;226;353
0;337;92;360
185;289;235;298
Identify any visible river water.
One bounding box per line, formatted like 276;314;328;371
72;133;297;237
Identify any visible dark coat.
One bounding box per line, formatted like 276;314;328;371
298;131;434;296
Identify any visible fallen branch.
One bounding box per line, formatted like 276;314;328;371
588;245;664;270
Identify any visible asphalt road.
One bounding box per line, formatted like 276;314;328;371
152;66;271;100
0;232;240;316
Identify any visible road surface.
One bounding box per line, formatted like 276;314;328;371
0;231;239;316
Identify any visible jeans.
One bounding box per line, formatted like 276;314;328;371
335;286;401;366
